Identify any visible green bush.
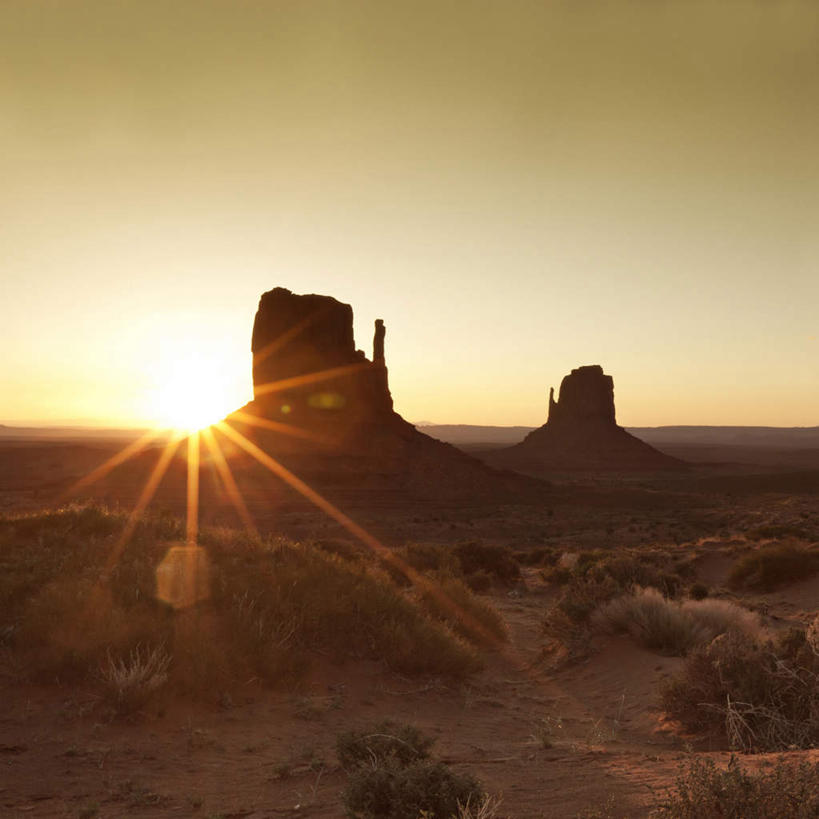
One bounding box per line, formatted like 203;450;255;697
729;542;819;591
652;755;819;818
342;760;482;819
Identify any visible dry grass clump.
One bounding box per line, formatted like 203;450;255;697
543;574;621;650
729;541;819;591
591;588;760;656
452;541;520;586
651;755;819;818
98;645;170;716
336;720;434;770
662;626;819;751
216;544;481;680
543;548;686;595
398;540;520;590
338;722;486;819
416;575;508;646
0;505;483;696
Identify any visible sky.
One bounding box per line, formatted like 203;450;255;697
2;0;818;428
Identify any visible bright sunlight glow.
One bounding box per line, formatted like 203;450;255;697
145;346;249;433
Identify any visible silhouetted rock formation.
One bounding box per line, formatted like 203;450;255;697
228;288;542;500
547;366;615;429
485;365;683;474
249;287;393;437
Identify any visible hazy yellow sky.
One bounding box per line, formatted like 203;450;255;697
2;1;818;428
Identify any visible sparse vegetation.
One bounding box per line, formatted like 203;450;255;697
662;627;819;751
398;540;520;590
728;541;819;591
452;541;520;586
98;644;170;716
0;505;483;695
689;583;709;600
338;722;484;819
591;587;760;655
336;721;434;770
651;755;819;818
343;761;484;819
417;575;507;646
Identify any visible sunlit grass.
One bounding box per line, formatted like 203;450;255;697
0;505;481;694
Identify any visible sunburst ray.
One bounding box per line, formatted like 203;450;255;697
201;425;260;542
100;434;182;577
230;409;335;446
60;428;163;501
251;361;372;399
186;430;200;545
251;304;333;373
215;421;503;647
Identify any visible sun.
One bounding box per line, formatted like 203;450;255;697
147;352;245;433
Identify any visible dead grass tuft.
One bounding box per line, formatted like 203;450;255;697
98;645;170;716
729;541;819;591
651;755;819;818
593;588;760;655
662;628;819;751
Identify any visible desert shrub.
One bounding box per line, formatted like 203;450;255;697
729;542;819;591
552;574;621;625
547;549;684;597
453;541;520;586
662;629;819;751
689;583;709;600
338;722;484;819
456;794;503;819
1;505;482;691
746;524;809;541
585;554;682;598
311;538;364;563
651;755;819;818
514;547;555;566
212;543;481;681
417;575;507;646
402;543;460;575
336;721;434;770
98;645;170;716
342;760;482;819
541;565;573;585
591;588;759;656
464;570;493;593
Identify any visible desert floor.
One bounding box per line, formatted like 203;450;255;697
2;434;818;818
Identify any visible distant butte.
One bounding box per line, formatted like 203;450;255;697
484;365;684;474
225;287;541;499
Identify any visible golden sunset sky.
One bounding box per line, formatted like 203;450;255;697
2;1;818;428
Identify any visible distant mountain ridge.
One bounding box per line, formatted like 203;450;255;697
419;423;819;449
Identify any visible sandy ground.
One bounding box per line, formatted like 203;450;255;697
2;437;819;817
3;566;818;819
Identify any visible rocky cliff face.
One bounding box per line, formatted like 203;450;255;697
547;365;616;429
485;365;683;473
248;287;394;439
227;287;540;500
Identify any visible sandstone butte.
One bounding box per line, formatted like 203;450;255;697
226;287;541;500
485;365;684;474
